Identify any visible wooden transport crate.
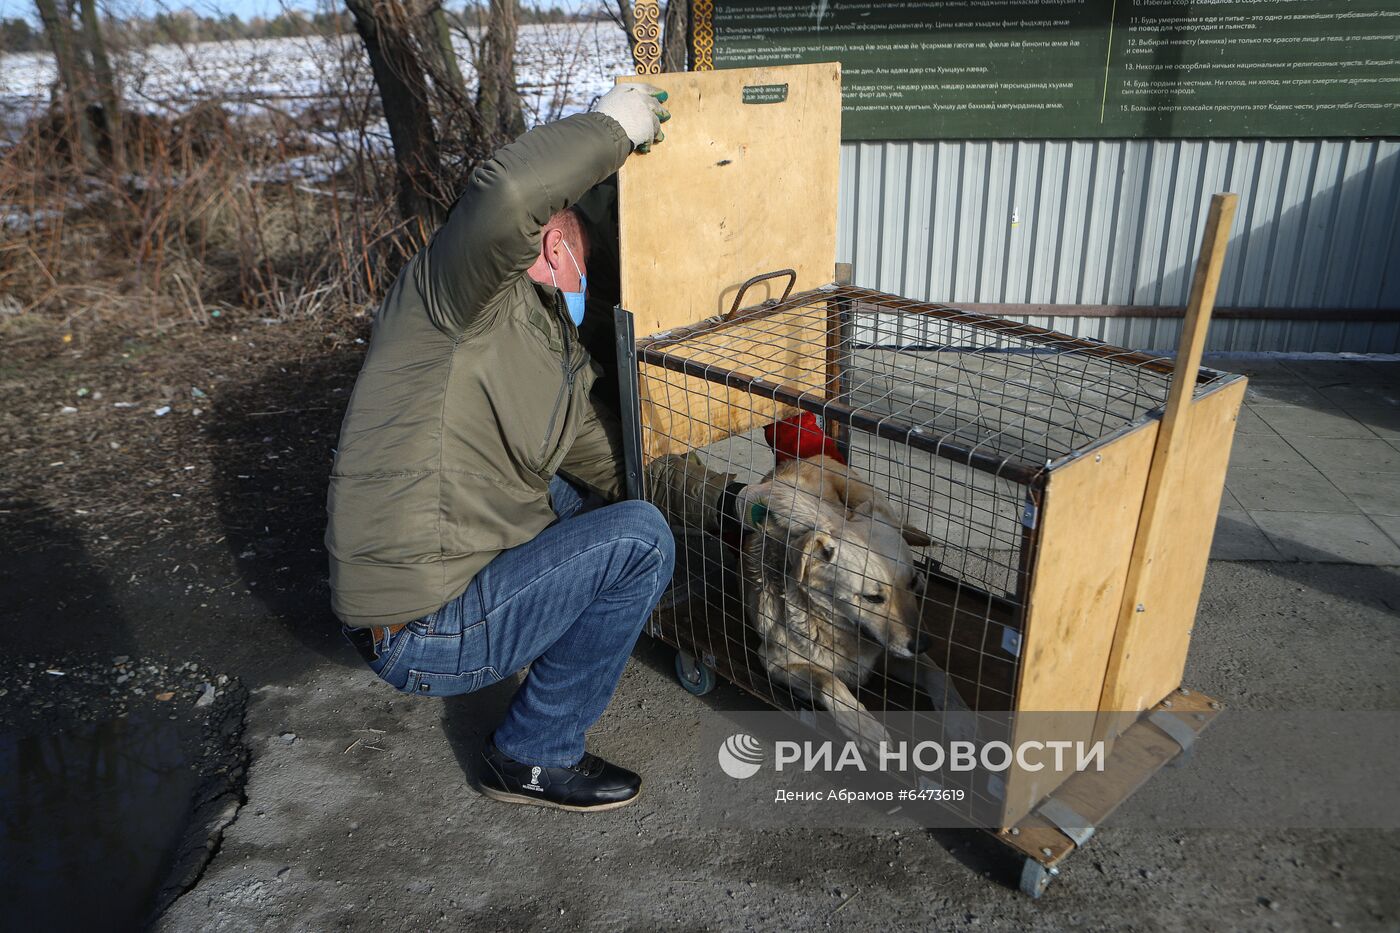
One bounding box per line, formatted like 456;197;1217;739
611;63;1243;897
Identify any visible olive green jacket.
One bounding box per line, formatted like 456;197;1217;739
326;113;633;627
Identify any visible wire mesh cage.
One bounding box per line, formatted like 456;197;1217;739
625;280;1238;823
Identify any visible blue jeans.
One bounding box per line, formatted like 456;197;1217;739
360;476;675;766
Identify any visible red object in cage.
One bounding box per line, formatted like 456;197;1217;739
764;412;845;466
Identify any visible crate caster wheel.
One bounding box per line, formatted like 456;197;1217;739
674;650;716;696
1020;858;1054;899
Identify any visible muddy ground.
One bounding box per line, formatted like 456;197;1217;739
2;318;1397;931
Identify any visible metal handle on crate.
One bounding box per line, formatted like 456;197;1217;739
724;269;797;320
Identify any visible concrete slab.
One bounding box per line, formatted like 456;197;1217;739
1247;511;1400;564
1203;356;1306;385
1316;384;1400;411
1211;512;1281;560
1228;435;1312;472
1287;436;1400;476
1218;486;1246;511
1372;514;1400;549
1328;472;1400;517
1346;406;1400;440
1253;404;1377;440
1282;360;1400;386
1227;467;1358;513
1243;381;1334;408
1233;406;1276;435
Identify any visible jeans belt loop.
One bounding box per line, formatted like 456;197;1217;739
375;623;406;657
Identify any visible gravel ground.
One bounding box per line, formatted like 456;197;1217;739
1;654;249;923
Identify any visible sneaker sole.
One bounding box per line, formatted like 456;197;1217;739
478;785;641;812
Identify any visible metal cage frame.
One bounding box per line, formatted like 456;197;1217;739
612;281;1240;832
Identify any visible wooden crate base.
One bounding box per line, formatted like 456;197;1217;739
995;687;1221;896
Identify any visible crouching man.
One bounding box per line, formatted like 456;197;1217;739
326;85;674;812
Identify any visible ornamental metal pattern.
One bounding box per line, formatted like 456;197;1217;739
631;1;662;75
691;0;714;71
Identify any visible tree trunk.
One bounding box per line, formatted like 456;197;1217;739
344;0;445;228
77;0;123;171
423;0;467;103
661;0;688;73
33;0;97;166
614;0;636;60
476;0;524;142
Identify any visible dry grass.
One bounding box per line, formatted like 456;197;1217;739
0;89;417;359
0;8;590;361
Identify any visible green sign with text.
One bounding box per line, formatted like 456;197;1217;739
711;0;1400;139
742;83;791;104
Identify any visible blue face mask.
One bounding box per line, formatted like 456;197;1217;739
550;240;587;327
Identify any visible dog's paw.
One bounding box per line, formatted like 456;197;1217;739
919;670;979;743
942;709;979;745
832;707;893;761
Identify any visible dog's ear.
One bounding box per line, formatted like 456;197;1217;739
828;468;876;513
793;529;836;582
843;478;877;512
901;524;934;548
848;498;875;522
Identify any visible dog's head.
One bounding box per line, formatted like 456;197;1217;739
789;504;929;660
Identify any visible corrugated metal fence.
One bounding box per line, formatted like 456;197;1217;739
837;139;1400;353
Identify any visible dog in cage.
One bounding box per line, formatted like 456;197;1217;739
649;418;976;755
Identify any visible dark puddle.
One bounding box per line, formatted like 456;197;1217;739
0;711;200;932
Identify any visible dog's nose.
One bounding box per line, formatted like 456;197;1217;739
911;631;932;655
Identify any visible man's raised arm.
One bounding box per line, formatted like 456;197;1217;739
415;86;668;337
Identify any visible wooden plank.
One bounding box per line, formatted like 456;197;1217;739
617;63;842;337
999;688;1221;865
1097;378;1247;720
1016;424;1159;714
1145;194;1238;480
1001;422;1160;823
1098;193;1241;727
827;262;853;447
824;298;845;446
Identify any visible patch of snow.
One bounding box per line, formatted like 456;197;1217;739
0;24;628;132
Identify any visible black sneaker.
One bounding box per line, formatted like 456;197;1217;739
478;742;642;812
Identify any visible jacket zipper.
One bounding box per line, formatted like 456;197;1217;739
535;295;575;475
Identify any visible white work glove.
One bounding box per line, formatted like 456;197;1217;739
592;82;670;152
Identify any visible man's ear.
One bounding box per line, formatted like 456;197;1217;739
793;530;836;582
541;227;564;270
